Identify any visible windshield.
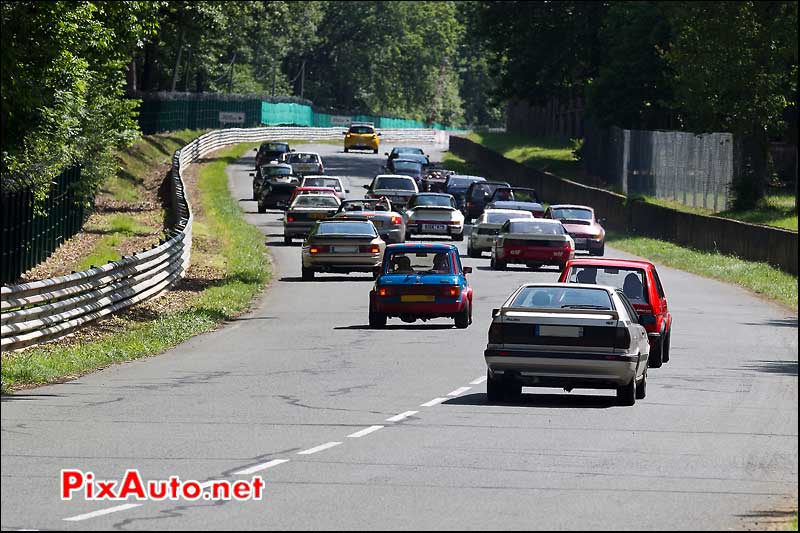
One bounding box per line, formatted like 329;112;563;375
393;147;424;155
552;208;593;221
292;195;340;208
315;221;376;236
507;221;565;235
410;195;455;208
385;251;453;275
511;286;613;310
341;199;391;212
470;183;507;200
493;188;538;202
303;177;342;191
393;161;423;173
447;177;483;189
264;143;289;153
288;153;319;164
484;211;532;224
374;177;416;191
349;126;375;134
567;266;649;304
261;166;291;176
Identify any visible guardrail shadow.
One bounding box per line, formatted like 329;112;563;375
741;360;798;376
334;323;456;330
444;391;619;409
280;276;375;283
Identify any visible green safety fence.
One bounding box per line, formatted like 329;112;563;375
1;166;86;284
261;102;461;130
138;97;263;134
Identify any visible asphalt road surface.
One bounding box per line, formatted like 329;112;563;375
1;142;797;530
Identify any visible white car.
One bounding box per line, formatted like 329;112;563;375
484;283;650;405
363;174;419;210
300;175;349;202
467;208;533;258
286;152;324;176
404;193;465;241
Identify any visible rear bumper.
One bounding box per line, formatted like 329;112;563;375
469;233;495;250
406;223;464;237
284;222;317;237
497;247;573;265
303;253;382;270
379;227;404;243
572;238;604;251
373;299;467;317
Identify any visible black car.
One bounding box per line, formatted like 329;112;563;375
385;146;428;166
254;141;292;169
444;175;486;212
463;180;512;223
386;158;425;187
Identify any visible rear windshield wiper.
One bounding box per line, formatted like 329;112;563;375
561;304;610;310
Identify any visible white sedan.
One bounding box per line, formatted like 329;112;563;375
468;208;533;258
403;193;465;241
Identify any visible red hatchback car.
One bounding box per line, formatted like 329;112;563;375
559;258;672;368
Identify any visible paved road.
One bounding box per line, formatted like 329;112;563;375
1;142;797;530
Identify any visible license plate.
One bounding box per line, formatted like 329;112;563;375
371;220;383;227
310;213;327;219
421;224;447;232
332;246;358;253
510;249;521;256
537;325;583;338
574;238;588;247
401;295;435;303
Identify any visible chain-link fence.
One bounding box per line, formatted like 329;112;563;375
583;121;735;211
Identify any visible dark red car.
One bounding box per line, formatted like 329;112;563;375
546;204;606;256
559;258;672;368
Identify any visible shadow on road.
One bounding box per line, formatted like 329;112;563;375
740;318;798;329
741;360;798;376
334;323;455;330
444;391;619;409
1;394;64;402
280;276;374;283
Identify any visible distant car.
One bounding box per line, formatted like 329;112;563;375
288;186;339;206
487;187;545;217
363;174;419;211
254;141;292;169
251;162;294;200
444;175;486;212
484;283;650;405
301;219;386;280
546;204;606;256
404;193;465;241
463;180;512;222
344;123;380;153
385;146;427;165
284;194;341;244
467;208;534;258
300;175;349;202
368;242;473;328
560;258;672;369
255;164;301;212
332;198;406;244
286;152;324;176
386;158;425;187
490;218;574;271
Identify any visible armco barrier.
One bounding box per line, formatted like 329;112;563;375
1;127;448;351
449;136;798;275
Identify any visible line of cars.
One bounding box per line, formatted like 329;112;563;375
249;139;672;406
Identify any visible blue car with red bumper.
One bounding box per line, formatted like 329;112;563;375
369;243;473;328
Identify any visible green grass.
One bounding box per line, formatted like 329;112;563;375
790;514;798;531
606;231;797;311
442;152;483;176
466;131;583;181
76;234;124;271
1;142;270;393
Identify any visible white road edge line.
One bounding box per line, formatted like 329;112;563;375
386;410;418;422
447;386;471;397
63;503;142;522
297;442;342;455
470;376;487;385
347;425;384;438
234;459;290;475
420;397;447;407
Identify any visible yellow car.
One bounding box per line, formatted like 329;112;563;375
343;122;381;153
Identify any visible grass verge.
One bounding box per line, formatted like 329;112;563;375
606;231;797;311
1;142;269;393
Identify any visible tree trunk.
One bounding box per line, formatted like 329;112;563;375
170;28;186;93
127;56;137;94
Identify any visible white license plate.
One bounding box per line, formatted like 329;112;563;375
421;224;448;232
331;246;358;253
574;238;588;247
538;325;583;338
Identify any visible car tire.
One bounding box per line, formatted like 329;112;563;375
452;232;464;242
486;371;503;402
257;204;266;214
591;242;605;256
284;236;292;245
373;149;378;154
454;303;470;329
369;308;387;328
504;380;522;401
648;336;664;369
467;245;481;258
491;256;506;270
616;377;636;406
635;368;647;400
301;266;314;281
253;190;258;201
344;148;349;153
662;328;671;363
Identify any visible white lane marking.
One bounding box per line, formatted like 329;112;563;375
63;504;142;522
234;459;289;475
420;397;447;407
470;376;487;385
297;442;342;455
386;410;418;422
347;425;384;438
447;386;471;397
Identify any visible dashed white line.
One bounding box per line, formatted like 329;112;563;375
386;410;418;422
470;375;487;385
447;386;471;397
347;425;384;438
420;397;447;407
234;459;290;475
63;503;142;522
297;442;342;455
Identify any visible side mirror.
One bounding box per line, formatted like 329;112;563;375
598;218;607;225
384;152;389;156
290;149;296;152
463;266;473;274
363;184;371;190
377;132;382;136
249;173;255;177
345;189;350;193
491;308;500;318
252;148;257;152
342;131;347;135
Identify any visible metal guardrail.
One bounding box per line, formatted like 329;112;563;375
1;127;446;351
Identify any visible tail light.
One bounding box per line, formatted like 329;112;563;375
309;245;329;254
440;286;461;298
614;327;631;349
377;286;392;297
318;165;324;173
488;322;503;344
286;215;294;223
360;245;381;253
390;216;402;225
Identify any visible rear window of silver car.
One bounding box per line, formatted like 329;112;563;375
288;153;319;163
315;221;376;236
511;287;613;310
484;211;532;224
293;195;340;208
304;178;342;191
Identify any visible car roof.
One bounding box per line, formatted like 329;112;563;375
375;174;415;180
550;204;594;211
516;282;618;294
566;258;655;269
261;162;292;168
393;158;424;164
261;141;289;146
483;208;534;215
508;217;559;224
413;192;452;197
386;242;457;251
290;151;320;156
304;175;342;180
470;181;511;187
